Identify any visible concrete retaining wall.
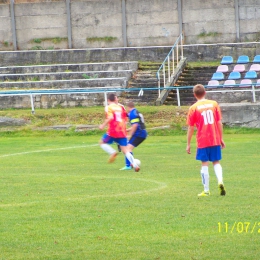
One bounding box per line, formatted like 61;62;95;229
1;0;260;50
0;93;106;109
206;89;259;104
2;42;260;67
0;47;171;66
221;103;260;128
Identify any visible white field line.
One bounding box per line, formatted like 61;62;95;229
0;178;167;207
67;177;168;200
0;144;99;158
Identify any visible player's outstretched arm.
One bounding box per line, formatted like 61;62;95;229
99;118;112;130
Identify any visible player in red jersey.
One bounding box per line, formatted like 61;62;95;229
186;84;226;196
99;93;140;172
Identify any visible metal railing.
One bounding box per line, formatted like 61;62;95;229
167;83;260;106
0;83;259;113
156;33;184;97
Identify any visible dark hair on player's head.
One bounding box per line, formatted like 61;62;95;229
193;84;206;98
126;101;135;108
108;93;116;102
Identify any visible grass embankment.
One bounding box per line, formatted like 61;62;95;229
1;106;260;137
0;106;188;137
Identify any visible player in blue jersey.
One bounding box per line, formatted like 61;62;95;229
119;101;147;170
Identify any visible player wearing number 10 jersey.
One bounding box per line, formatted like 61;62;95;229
99;93;140;172
186;84;226;197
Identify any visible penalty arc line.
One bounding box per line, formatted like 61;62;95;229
67;177;168;200
0;143;168;206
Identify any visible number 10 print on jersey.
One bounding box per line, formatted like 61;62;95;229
187;100;222;148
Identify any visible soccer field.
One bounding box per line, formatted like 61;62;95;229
1;134;260;260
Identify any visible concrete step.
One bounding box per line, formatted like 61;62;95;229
0;77;128;89
129;82;159;88
0;61;138;74
0;70;133;82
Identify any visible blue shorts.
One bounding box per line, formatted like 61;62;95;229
128;136;146;147
196;145;222;162
102;133;128;146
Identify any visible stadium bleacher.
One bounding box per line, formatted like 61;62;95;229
228;71;241;80
207;55;260;88
237;55;249;64
211;72;224;80
257;79;260;86
216;65;229;73
249;64;260;71
253;55;260;63
233;64;245;72
245;70;257;79
207;80;220;88
239;79;252;88
221;56;233;65
224;79;236;88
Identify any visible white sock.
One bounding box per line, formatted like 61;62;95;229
214;163;223;184
100;143;116;155
125;152;137;167
201;166;209;192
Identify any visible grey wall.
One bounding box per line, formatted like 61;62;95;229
125;0;178;47
182;1;237;44
221;103;260;128
15;2;68;50
0;4;12;50
1;0;260;51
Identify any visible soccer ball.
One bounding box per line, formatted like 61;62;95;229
134;159;141;167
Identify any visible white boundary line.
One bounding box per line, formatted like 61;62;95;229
0;144;99;158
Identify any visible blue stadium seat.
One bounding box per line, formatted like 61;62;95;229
245;70;257;79
228;71;241;80
211;72;224;80
221;56;233;65
239;79;252;88
253;55;260;63
224;80;236;88
237;55;249;64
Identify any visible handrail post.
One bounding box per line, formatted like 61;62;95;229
157;72;161;98
168;55;171;82
172;50;175;75
176;88;180;107
30;94;35;114
163;64;166;88
176;42;179;67
104;91;108;106
181;33;184;59
252;84;256;102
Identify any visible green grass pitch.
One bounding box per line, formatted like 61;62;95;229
1;134;260;259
